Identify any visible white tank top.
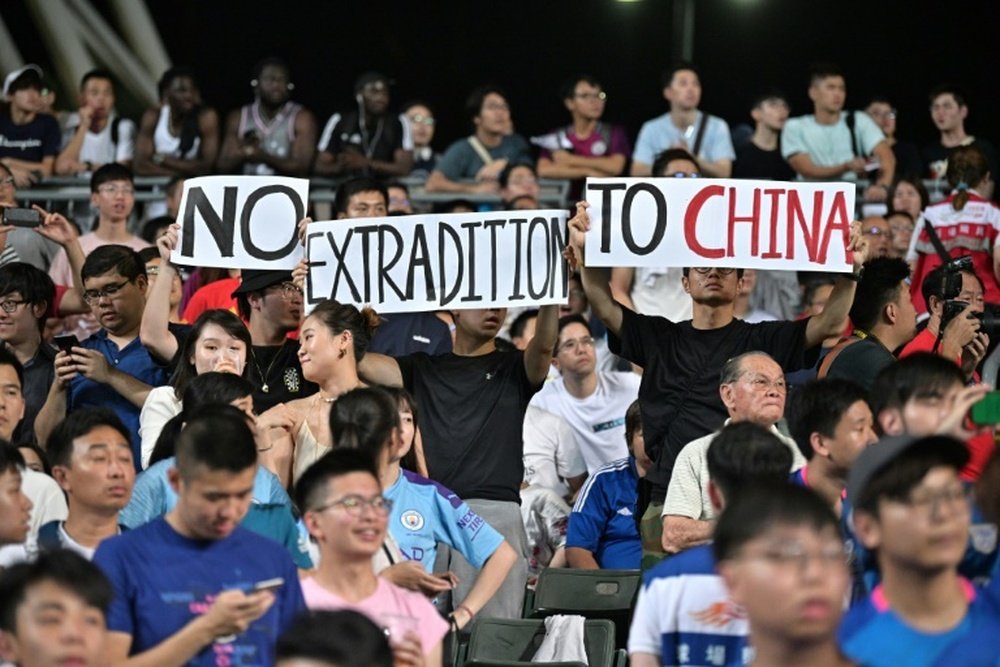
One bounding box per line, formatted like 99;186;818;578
153;105;201;159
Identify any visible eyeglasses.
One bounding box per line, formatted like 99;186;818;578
0;177;14;187
691;267;736;276
740;541;848;573
145;266;160;276
575;91;607;101
557;336;595;354
0;299;28;313
888;223;914;234
667;171;700;178
97;185;135;196
482;102;510;112
863;227;888;236
82;279;132;305
407;113;435;127
905;484;968;517
740;374;787;394
313;494;393;517
271;282;303;301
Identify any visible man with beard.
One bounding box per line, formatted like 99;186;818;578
217;58;317;177
35;246;167;466
315;71;412;179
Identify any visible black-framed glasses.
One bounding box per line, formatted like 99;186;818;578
691;267;736;276
83;279;132;305
313;494;393;517
0;299;28;313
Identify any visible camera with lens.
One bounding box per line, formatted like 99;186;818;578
938;256;1000;338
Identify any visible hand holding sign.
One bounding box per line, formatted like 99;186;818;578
171;176;309;270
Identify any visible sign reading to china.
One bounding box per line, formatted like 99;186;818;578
584;178;856;271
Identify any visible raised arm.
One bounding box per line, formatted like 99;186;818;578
140;224;182;363
567;201;623;337
523;304;558;386
55;107;94;175
804;220;868;348
31;206;89;314
358;351;403;387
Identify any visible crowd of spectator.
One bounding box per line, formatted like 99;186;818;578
1;55;1000;667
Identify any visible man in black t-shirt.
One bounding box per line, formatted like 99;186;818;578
566;202;869;509
732;90;796;181
233;269;317;412
0;65;61;186
315;71;413;179
360;303;558;620
923;84;1000;190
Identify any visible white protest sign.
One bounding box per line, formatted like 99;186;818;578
304;210;569;314
585;178;856;271
171;175;309;269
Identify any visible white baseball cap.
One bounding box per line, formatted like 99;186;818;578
3;64;44;97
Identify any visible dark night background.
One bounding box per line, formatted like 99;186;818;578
7;1;1000;164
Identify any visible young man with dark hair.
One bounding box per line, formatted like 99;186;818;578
426;84;532;194
0;441;32;550
508;309;538;351
334;176;388;219
217;57;317;177
733;89;796;181
821;256;917;390
275;610;393;667
386;180;412;214
38;409;134;558
787;378;877;514
0;65;61;187
498;163;540;205
840;435;1000;666
0;549;112;667
628;424;794;667
36;245;166;463
48;163;150;291
94;405;304;666
713;483;853;667
315;71;412;179
923;84;999;183
632;63;733;178
865;95;922;180
782;63;895;202
56;69;137;175
536;74;630;199
530;314;639;474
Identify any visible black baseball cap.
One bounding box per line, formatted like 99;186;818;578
231;269;293;297
846;434;969;503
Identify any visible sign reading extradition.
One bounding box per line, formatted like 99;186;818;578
171;176;309;269
585;178;856;271
304;210;569;313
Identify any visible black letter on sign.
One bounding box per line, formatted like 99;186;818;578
304;231;327;308
327;230;362;303
406;225;436;301
460;221;483;302
586;182;627;253
622;184;667;255
240;185;304;260
181;186;237;258
438;223;464;307
377;225;406;302
526;216;552;300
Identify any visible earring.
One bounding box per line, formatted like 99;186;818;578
338;348;346;359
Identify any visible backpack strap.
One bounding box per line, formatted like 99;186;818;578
691;113;710;157
845;111;860;158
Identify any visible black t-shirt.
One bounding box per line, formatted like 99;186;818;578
322;110;405;172
0;111;61;162
249;340;318;412
922;138;1000;187
892;141;923;180
397;349;540;503
369;312;452;357
610;308;814;498
825;338;895;393
733;141;796;181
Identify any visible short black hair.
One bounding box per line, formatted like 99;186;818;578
275;609;392;666
157;66;197;98
870;352;964;423
625;399;642;449
79;68;114;90
848;257;911;331
800;274;836;312
559;74;602;101
294;448;379;515
46;408;131;470
499;162;536;189
928;84;966;108
466;84;507;121
0;341;24;392
808;62;845;87
0;440;23;476
509;309;538;341
750;88;788;110
137;247;160;265
174;404;256;481
140;216;174;245
385;180;409;196
556;313;591;351
0;549;113;634
252;56;289;81
920;264;984;308
81;244;145;283
787;379;869;460
652;148;699;176
90;163;133;194
853;436;968;517
17;442;49;475
713;482;841;562
0;262;55;331
660;61;699;89
706;422;793;500
335;177;388;215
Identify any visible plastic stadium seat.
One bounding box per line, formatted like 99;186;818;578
460;617;624;667
526;568;641;650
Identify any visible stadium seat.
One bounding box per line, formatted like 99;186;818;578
526;568;641;650
459;617;625;667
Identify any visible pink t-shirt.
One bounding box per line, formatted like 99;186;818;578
300;576;448;656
